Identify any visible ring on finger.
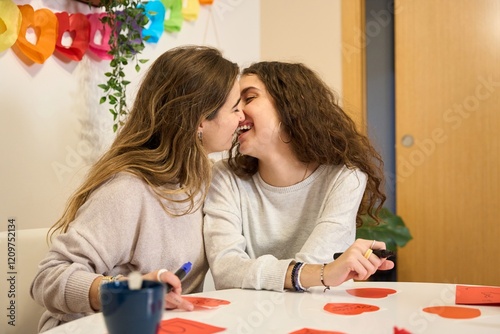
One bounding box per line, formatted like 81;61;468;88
363;249;373;259
370;240;376;249
157;269;168;282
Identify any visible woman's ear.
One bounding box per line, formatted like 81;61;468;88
197;123;204;143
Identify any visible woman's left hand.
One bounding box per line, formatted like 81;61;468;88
324;238;395;285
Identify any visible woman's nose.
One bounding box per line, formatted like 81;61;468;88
239;110;246;121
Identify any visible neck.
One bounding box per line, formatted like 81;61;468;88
258;158;318;187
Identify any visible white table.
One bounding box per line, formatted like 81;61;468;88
43;281;500;334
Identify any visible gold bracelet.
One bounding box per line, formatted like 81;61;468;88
97;275;120;302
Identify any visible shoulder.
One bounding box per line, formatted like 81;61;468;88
207;159;249;198
212;159;231;174
320;165;367;187
89;172;152;203
211;159;240;182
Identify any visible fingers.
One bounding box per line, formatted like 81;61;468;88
165;293;194;311
378;259;395;271
340;239;392;280
155;270;194;311
156;270;182;293
353;238;387;253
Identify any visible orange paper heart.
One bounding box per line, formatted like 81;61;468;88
15;5;58;64
422;306;481;319
55;12;90;61
346;288;397;298
324;303;379;315
158;318;225;334
182;296;230;308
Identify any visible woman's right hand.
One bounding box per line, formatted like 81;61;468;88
143;270;194;311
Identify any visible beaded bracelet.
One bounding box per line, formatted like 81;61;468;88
320;263;330;292
291;262;305;292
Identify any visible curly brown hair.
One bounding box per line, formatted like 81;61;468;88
228;61;386;226
50;45;239;239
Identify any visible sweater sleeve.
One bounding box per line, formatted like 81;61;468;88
30;175;144;317
203;162;291;292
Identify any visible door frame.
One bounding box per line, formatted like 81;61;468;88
341;0;366;132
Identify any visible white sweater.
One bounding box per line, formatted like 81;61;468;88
31;173;208;332
203;160;366;292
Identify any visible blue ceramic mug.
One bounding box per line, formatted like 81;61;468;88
100;280;165;334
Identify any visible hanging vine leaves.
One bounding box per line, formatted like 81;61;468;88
94;0;149;132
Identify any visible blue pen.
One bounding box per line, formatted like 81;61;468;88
166;262;192;293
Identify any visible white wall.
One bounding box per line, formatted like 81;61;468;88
261;0;342;97
0;0;260;231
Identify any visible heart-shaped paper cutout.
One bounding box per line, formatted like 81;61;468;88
182;296;230;308
141;0;166;43
158;318;225;334
86;13;113;60
0;0;22;52
324;303;379;315
393;327;412;334
182;0;200;21
55;12;89;61
422;306;481;319
16;5;58;63
346;288;397;298
290;328;346;334
161;0;183;32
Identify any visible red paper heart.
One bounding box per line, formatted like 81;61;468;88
55;12;89;61
422;306;481;319
346;288;397;298
290;328;346;334
158;318;225;334
324;303;379;315
15;5;58;64
182;296;230;308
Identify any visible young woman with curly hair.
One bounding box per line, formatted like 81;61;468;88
204;61;393;293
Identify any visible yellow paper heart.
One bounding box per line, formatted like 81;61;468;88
0;0;22;53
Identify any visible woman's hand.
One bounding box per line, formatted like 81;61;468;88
142;270;194;311
324;238;395;286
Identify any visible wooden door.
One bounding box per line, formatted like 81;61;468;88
395;0;500;285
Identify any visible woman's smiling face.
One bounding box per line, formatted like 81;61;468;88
200;81;244;154
237;74;281;159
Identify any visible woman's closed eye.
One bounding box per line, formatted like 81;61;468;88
244;96;256;104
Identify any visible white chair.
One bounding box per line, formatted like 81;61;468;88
0;228;50;334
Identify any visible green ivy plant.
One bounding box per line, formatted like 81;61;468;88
80;0;149;132
356;207;412;252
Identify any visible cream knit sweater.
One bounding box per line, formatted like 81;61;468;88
204;160;366;292
31;173;208;332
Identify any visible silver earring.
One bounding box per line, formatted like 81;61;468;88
197;131;203;143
